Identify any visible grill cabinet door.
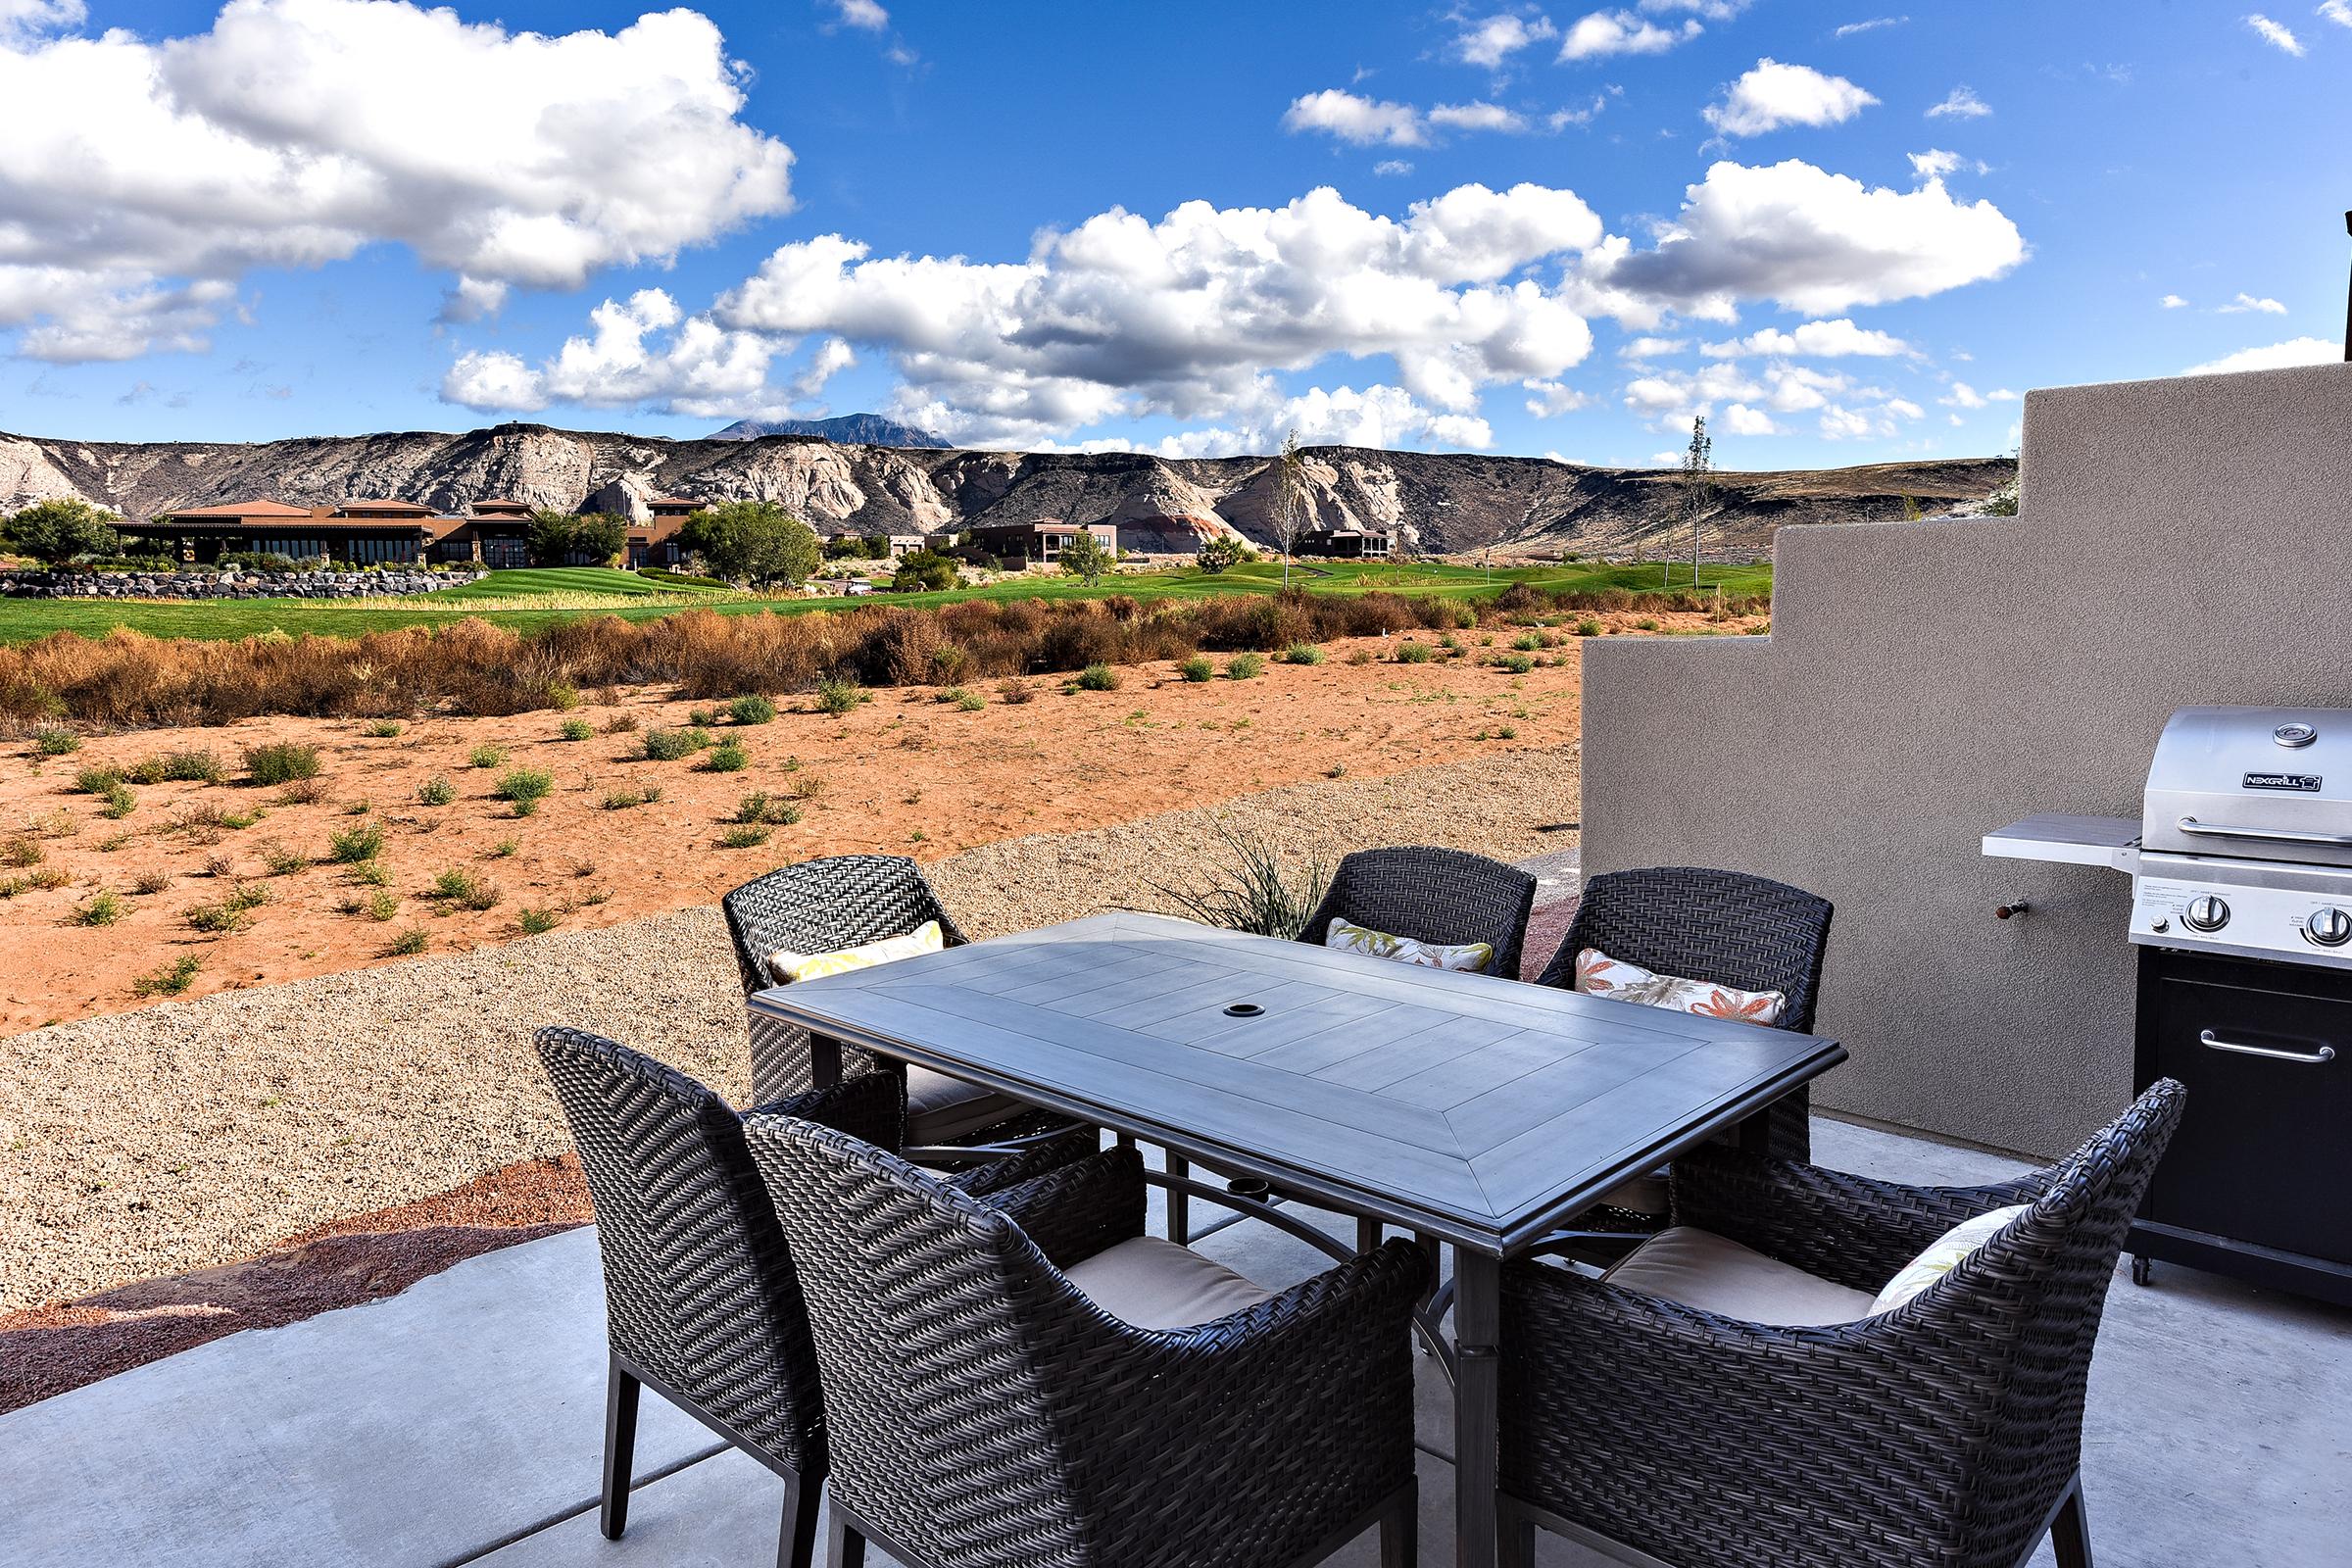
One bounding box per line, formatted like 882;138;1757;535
2141;953;2352;1263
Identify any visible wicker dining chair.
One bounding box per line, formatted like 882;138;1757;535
721;855;1053;1155
1537;864;1833;1176
1297;845;1540;981
532;1027;1097;1568
1495;1078;2185;1568
742;1115;1432;1568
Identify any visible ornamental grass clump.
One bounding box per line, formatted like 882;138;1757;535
1151;819;1331;940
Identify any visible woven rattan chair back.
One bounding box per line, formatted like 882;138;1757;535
1297;845;1539;979
743;1115;1112;1567
722;855;969;1102
1535;865;1833;1161
534;1026;824;1475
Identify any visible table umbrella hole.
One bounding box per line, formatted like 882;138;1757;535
1222;1002;1265;1017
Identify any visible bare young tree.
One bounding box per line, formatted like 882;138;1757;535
1677;414;1713;589
1271;429;1311;587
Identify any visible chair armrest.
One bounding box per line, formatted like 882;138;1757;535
953;1128;1102;1197
1068;1238;1432;1565
1668;1141;2049;1291
746;1071;907;1154
1499;1258;1990;1565
977;1143;1147;1269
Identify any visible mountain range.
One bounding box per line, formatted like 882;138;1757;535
0;422;2014;559
708;413;952;448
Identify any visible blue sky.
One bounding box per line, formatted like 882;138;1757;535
1;0;2347;466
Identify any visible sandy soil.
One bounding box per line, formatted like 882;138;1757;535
0;625;1669;1036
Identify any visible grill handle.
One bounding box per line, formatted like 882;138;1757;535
2175;816;2352;849
2198;1028;2337;1066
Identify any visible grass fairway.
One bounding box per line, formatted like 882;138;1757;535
0;559;1772;645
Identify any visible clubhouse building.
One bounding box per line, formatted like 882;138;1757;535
122;496;710;569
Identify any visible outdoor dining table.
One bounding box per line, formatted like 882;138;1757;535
748;909;1846;1568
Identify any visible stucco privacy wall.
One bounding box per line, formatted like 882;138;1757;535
1580;362;2352;1156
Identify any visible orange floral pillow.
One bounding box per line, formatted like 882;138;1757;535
1572;948;1787;1026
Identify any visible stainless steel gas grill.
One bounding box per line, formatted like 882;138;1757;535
1987;706;2352;1306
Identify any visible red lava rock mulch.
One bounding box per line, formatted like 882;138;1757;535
0;1153;592;1416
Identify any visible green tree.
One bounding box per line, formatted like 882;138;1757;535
890;549;960;592
1058;526;1113;584
6;498;122;566
571;513;630;565
680;500;821;587
525;510;577;565
1196;533;1245;574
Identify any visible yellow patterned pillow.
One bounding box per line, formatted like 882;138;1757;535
1870;1204;2031;1315
768;921;944;984
1326;916;1494;973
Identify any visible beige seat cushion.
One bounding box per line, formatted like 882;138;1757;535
904;1065;1027;1146
1062;1236;1278;1330
1602;1225;1873;1327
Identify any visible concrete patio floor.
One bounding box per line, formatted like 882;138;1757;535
3;1115;2345;1568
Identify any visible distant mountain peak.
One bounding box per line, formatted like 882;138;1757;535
710;413;952;448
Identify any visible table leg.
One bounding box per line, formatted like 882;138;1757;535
1166;1151;1190;1244
1356;1216;1383;1253
1453;1249;1501;1568
1737;1107;1773;1156
809;1034;842;1091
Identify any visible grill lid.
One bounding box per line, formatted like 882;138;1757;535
2142;707;2352;866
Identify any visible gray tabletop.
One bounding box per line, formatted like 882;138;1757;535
749;909;1844;1252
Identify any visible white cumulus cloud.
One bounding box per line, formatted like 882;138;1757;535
2324;0;2352;26
1596;159;2026;319
1428;101;1531;133
1926;84;1990;118
2219;292;2288;314
1523;378;1592;416
1700;318;1912;357
0;0;793;362
2183;336;2338;375
2160;293;2188;309
1703;59;1877;137
1283;88;1427;146
829;0;889;30
1558;10;1699;60
1451;12;1556;67
443;288;781;418
709;183;1606;446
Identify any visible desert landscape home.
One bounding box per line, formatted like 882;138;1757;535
965;517;1119;566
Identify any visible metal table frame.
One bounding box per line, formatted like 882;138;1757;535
750;912;1845;1568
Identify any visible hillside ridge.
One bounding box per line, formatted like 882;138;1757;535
0;422;2014;557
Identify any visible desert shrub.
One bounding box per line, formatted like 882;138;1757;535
132;955;202;998
719;823;772;849
951;688;985;711
642;726;710;761
782;770;825;801
1347;648;1373;664
517;906;562;935
1074;662;1121;691
494;768;555;815
275;777;323;805
642;784;665;804
387;926;429;956
243;742;320;785
1512;631;1542;652
688;707;719;727
996;677;1035;705
814;678;865;716
417;774;456;807
726;694;777;725
27;865;69;890
98;782;137;819
1498;652;1536;674
1636;616;1660;631
362;719;405;738
431;867;501;910
349;859;392;886
1;833;42;867
488;838;518;858
75;890;123;926
327;818;384;862
602;712;639;734
734;792;802;826
33;725;79;756
467;743;507;769
260;840;308;875
1226;653;1264;680
929;644;971;685
601;788;645;810
1575;618;1604;638
1279;643;1324;665
699;739;750;772
184;899;250;935
130;868;172;895
558;717;594;742
1151;820;1332;939
73;765;122;794
1176;655;1214;682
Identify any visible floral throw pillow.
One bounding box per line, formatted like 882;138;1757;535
769;920;944;984
1572;948;1787;1026
1326;916;1494;973
1870;1204;2032;1315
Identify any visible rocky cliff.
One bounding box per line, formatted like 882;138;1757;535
0;422;2014;558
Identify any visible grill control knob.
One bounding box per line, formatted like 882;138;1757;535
2183;895;2231;933
2308;907;2352;947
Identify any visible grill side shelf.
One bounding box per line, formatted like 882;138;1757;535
1982;813;2141;874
